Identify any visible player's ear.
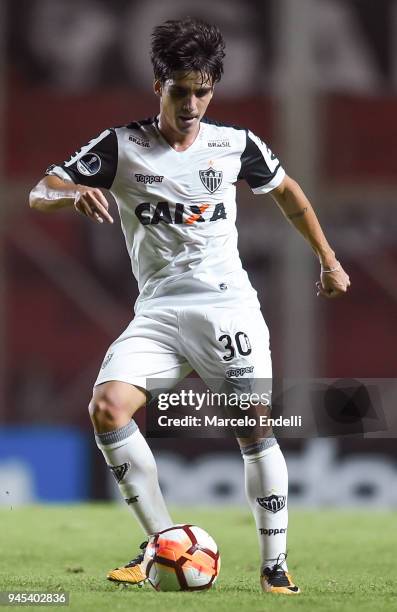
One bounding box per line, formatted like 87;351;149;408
153;80;162;97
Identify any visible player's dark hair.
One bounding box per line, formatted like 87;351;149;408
151;18;225;85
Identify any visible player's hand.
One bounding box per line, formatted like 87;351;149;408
74;185;114;224
316;262;351;298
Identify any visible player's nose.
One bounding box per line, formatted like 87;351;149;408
182;96;197;113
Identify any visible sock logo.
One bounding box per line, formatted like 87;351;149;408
125;496;139;504
256;494;286;513
259;528;287;535
109;462;130;483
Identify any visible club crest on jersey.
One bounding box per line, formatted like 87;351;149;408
76;153;101;176
199;167;223;194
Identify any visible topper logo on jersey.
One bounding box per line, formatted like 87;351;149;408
135;173;164;184
76;153;101;176
135;202;227;225
199;167;223;194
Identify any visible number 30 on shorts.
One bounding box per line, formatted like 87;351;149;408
218;331;252;362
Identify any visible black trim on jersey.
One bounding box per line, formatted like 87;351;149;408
125;115;243;133
47;129;118;190
201;116;245;130
128;115;243;131
237;129;280;189
126;117;156;130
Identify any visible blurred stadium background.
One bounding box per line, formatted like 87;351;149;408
1;0;396;509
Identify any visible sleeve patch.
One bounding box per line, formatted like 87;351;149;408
46;129;118;190
75;153;101;176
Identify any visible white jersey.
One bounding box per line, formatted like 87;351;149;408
47;116;285;310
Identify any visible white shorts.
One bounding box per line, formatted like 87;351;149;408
94;303;272;394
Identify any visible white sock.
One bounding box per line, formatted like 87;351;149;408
95;420;173;536
242;439;288;572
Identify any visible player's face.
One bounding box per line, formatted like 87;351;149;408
155;72;214;139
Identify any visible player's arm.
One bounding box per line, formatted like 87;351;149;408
238;129;350;298
29;128;117;224
29;175;113;224
270;175;350;298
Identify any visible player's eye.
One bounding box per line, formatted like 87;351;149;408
170;88;186;97
196;89;211;98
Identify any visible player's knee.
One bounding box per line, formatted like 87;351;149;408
88;386;131;428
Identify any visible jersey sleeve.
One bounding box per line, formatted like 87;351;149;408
45;129;118;190
238;129;285;194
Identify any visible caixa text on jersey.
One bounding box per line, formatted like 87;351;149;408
134;202;227;225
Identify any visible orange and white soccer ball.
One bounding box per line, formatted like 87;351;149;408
143;524;221;591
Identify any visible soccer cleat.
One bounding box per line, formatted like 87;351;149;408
261;555;300;595
107;541;148;586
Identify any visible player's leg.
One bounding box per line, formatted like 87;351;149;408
89;381;173;536
180;304;299;594
90;309;192;584
237;430;299;594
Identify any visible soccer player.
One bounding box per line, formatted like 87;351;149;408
29;18;350;595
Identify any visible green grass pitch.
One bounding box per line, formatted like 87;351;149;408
0;504;396;611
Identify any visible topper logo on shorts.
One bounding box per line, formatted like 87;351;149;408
135;201;227;225
256;494;286;513
226;366;254;378
135;173;164;184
